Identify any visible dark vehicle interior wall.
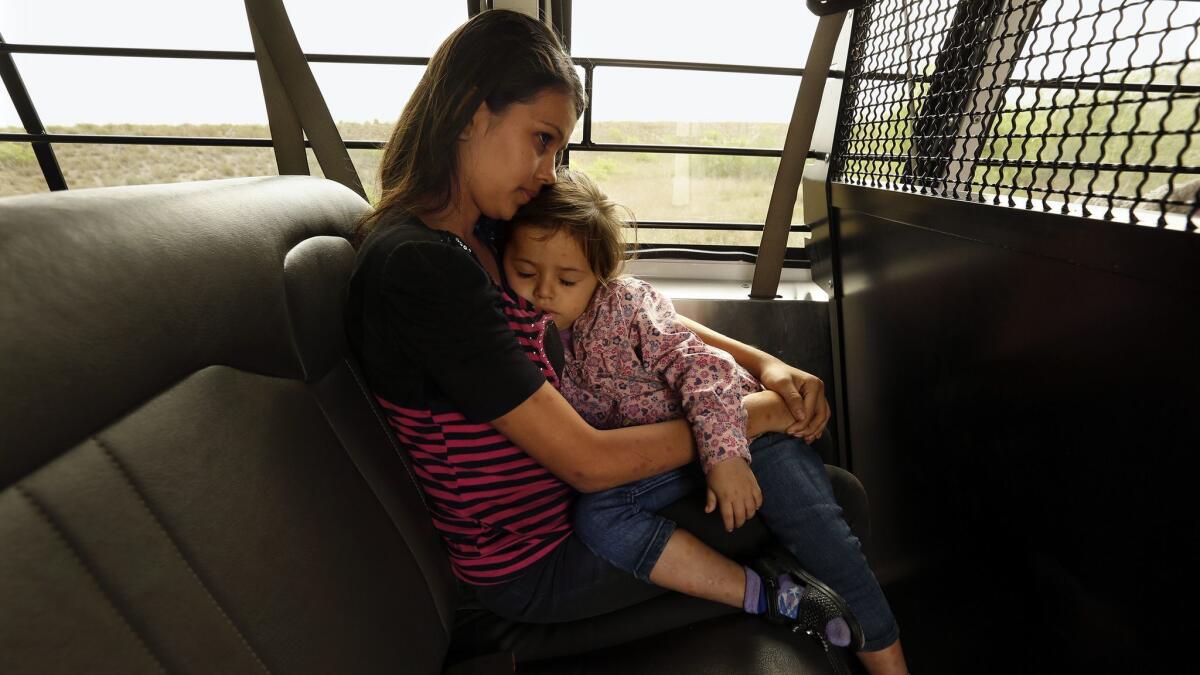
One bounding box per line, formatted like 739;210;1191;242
809;1;1200;672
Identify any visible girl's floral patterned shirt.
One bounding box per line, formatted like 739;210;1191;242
559;276;762;473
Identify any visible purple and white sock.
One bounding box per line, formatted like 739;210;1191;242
743;566;767;614
778;574;805;618
743;567;852;647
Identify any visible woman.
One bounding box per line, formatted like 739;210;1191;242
344;9;906;674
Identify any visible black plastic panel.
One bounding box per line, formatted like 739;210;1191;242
827;183;1198;671
671;297;840;465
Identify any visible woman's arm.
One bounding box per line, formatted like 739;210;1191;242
375;241;695;493
677;315;774;380
677;315;831;443
491;382;695;493
620;280;752;473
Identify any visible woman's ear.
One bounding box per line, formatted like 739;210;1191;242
460;101;492;141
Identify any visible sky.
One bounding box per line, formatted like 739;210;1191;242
0;1;1196;129
0;0;823;128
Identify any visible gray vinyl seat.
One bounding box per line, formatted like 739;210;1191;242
0;176;843;674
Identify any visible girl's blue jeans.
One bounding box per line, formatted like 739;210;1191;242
574;432;900;651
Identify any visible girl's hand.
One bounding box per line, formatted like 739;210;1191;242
704;458;763;532
757;361;831;444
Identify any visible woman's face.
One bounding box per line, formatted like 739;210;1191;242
457;89;577;222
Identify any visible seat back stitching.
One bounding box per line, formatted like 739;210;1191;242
12;484;170;675
94;438;274;675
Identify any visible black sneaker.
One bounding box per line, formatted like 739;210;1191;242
750;554;865;651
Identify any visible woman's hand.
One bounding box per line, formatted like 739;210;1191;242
705;458;763;532
757;361;831;444
675;313;831;443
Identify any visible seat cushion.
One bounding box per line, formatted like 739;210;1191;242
519;613;846;674
0;177;460;674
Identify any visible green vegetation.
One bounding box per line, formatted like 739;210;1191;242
841;62;1200;216
0;121;804;247
4;84;1195;241
974;73;1200;206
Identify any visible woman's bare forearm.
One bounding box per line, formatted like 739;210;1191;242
584;417;695;492
491;382;695;493
679;315;830;439
677;315;774;379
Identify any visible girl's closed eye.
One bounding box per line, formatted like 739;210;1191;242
560;279;577;287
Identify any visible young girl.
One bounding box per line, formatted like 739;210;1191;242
346;8;906;674
501;169;909;674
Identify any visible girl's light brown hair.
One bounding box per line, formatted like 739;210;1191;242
511;168;634;284
354;10;585;245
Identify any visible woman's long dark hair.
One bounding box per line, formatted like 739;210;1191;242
355;10;586;245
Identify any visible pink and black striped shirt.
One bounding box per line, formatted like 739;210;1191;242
347;219;574;585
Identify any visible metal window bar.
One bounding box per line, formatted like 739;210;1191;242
0;34;66;190
830;0;1200;230
0;45;827;156
0;42;823;264
632;220;814;269
0;43;429;65
637;220;811;233
630;242;812;267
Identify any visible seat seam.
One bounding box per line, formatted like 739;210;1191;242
3;365;298;493
13;484;170;675
93;437;274;675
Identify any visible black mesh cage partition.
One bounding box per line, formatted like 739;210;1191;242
830;0;1200;230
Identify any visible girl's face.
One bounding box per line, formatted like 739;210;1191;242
503;225;600;330
457;89;577;222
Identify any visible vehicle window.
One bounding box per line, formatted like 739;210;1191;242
573;0;817;67
589;69;798;150
0;138;47;198
0;1;460;195
310;63;423;143
284;1;463;57
831;0;1200;228
54;144;279;189
570;0;822;258
0;51;43;196
17;55;268;135
0;0;253;50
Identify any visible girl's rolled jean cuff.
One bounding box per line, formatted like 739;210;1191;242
861;622;901;652
631;518;676;581
574;467;695;583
